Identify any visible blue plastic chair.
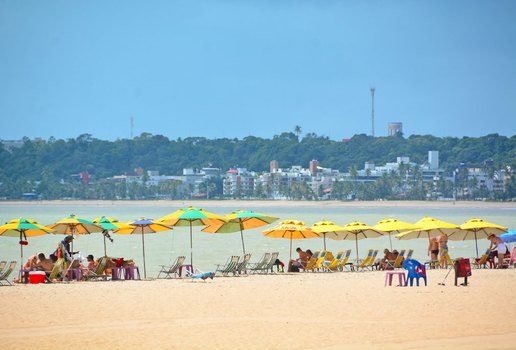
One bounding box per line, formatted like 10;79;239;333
403;259;427;286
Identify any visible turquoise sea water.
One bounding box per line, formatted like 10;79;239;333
1;201;515;277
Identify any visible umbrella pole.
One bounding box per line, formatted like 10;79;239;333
290;236;293;262
141;227;146;279
19;231;24;270
240;229;246;255
190;222;193;269
355;235;359;264
389;234;393;251
103;230;108;257
474;231;479;258
323;234;326;251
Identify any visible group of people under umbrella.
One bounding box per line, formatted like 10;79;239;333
0;207;512;279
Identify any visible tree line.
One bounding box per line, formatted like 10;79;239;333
0;132;514;200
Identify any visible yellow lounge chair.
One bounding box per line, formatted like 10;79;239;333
313;251;328;272
365;250;379;270
84;257;109;281
471;249;490;269
337;250;353;271
303;251;320;272
354;249;373;271
387;249;406;269
324;251;344;271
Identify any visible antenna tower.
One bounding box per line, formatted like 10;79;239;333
370;87;375;137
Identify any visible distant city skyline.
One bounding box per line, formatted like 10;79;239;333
1;1;515;141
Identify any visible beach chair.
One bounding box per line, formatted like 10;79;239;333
366;250;379;270
0;261;7;275
259;252;279;274
215;255;240;276
403;259;427;286
324;251;344;271
438;251;453;268
157;256;186;279
387;249;406;270
471;249;490;269
84;257;109;281
406;249;414;260
354;250;373;271
303;251;320;272
46;259;66;283
248;253;271;274
313;251;328;272
234;253;252;275
0;261;17;286
503;247;516;268
337;250;353;271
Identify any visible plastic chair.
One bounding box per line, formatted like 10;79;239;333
403;259;427;286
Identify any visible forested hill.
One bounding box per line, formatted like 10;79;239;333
1;133;515;183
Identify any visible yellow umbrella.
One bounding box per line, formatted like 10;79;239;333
115;217;173;279
0;217;53;267
92;216;135;257
453;218;508;258
263;219;319;262
396;216;459;241
373;218;421;251
47;214;103;253
311;220;348;251
202;210;279;255
157;206;225;268
339;221;385;264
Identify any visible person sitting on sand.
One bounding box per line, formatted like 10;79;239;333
379;249;396;270
428;237;439;268
34;253;55;276
488;234;509;268
288;248;311;272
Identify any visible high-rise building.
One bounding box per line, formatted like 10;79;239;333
388;122;403;136
309;159;319;176
428;151;439;170
270;160;279;173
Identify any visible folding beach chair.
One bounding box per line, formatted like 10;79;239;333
337;250;353;271
387;249;406;270
157;256;186;279
303;251;320;272
259;252;279;274
248;253;271;274
215;255;240;276
84;257;109;281
234;253;252;275
0;261;17;286
354;250;373;271
324;251;344;272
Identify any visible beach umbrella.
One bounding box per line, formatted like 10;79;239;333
262;219;319;262
339;221;385;264
310;220;348;251
114;217;173;279
157;206;224;269
92;216;135;257
47;214;103;253
396;216;459;241
202;210;279;255
500;230;516;244
373;218;421;251
451;218;508;258
0;217;53;267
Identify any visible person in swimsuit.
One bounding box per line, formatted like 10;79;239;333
428;237;439;268
439;233;449;268
488;234;509;268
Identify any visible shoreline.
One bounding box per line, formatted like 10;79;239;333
2;199;516;209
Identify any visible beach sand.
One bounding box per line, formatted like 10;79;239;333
1;268;515;350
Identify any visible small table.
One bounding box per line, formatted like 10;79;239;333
111;266;124;280
124;266;140;280
385;271;406;287
178;264;193;277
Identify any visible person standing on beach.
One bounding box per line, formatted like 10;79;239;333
439;233;449;268
488;234;509;268
428;237;439;268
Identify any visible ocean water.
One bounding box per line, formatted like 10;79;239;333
1;201;515;277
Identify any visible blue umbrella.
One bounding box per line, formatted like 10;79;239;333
500;230;516;243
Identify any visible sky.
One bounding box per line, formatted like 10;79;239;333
1;0;515;141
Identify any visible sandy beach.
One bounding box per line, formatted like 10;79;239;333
1;200;516;349
1;268;515;350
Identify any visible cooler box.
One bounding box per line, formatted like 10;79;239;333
29;271;46;284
